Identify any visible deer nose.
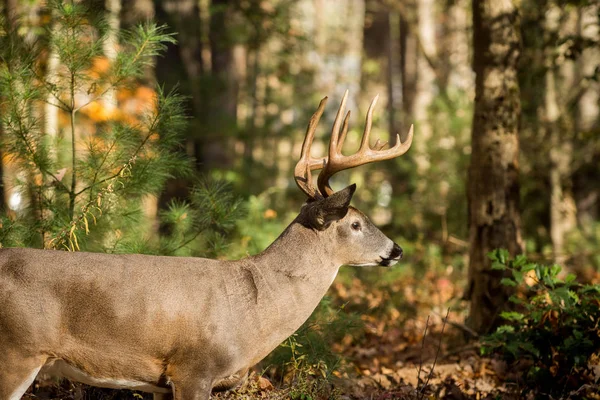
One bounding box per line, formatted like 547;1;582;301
390;243;403;259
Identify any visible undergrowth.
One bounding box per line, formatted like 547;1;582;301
482;249;600;396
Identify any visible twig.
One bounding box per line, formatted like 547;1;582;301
421;308;450;396
165;230;205;255
74;102;162;197
442;318;478;339
567;384;599;399
447;235;469;248
441;343;479;358
416;315;430;393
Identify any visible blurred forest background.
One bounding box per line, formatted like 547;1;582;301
0;0;599;398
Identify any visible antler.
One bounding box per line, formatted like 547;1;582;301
294;97;329;199
317;91;414;196
294;91;414;199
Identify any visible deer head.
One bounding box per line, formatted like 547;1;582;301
293;91;413;268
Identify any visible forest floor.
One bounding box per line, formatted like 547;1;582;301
27;267;600;400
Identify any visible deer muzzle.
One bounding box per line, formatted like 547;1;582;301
380;243;403;267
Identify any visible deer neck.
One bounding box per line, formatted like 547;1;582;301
234;220;340;357
259;219;340;281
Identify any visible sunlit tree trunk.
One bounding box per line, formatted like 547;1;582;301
313;0;365;110
44;8;60;162
400;4;417;134
545;5;577;264
443;0;472;92
103;0;121;113
576;5;599;131
574;4;600;228
362;0;402;141
121;0;154;29
413;0;436;156
467;0;523;334
121;0;158;234
387;10;402;142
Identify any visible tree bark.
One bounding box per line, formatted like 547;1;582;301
467;0;523;334
413;0;436;153
573;4;600;229
102;0;121;113
313;0;365;110
545;5;577;264
154;0;205;170
387;11;402;142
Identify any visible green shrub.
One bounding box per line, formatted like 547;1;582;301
482;249;600;394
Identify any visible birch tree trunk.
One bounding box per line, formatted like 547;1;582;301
467;0;523;334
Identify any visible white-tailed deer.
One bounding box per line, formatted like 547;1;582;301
0;91;413;400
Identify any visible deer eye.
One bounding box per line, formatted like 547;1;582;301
351;221;361;231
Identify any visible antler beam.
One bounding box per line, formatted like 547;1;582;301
295;91;414;199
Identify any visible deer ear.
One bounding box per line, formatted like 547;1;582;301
307;184;356;230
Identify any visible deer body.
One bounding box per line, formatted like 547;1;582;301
0;93;412;400
1;218;338;394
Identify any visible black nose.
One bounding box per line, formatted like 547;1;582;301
390;243;403;259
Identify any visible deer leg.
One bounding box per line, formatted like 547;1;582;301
153;393;174;400
171;380;212;400
0;353;45;400
211;368;249;392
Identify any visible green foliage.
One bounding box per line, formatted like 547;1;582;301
160;179;246;258
482;249;600;393
0;1;189;250
234;191;292;257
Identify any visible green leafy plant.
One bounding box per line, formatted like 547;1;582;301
0;1;191;250
482;249;600;394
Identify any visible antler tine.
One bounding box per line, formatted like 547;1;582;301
294;97;329;199
388;123;414;155
359;94;379;151
317;95;414;197
329;89;349;156
338;110;351;151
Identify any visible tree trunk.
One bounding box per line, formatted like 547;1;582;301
443;0;472;92
120;0;158;234
400;6;417;134
313;0;365;110
545;5;577;264
574;4;600;228
102;0;121;113
413;0;436;154
206;0;237;168
121;0;154;28
467;0;523;334
154;0;205;171
387;11;402;142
